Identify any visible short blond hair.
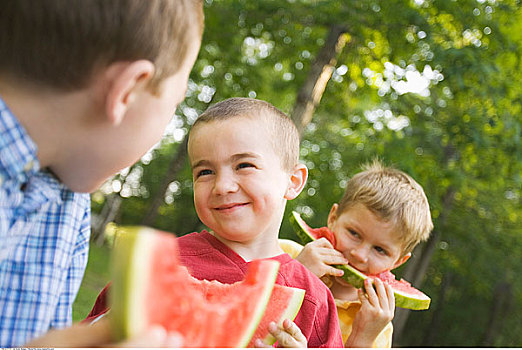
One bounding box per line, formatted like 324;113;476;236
337;160;433;255
190;97;300;171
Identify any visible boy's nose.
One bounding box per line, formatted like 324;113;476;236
349;245;369;264
213;173;238;195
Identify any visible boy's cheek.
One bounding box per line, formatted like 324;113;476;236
332;232;343;250
333;235;350;258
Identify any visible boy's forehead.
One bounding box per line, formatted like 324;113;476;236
190;115;272;140
341;204;403;241
188;117;275;155
189;111;295;170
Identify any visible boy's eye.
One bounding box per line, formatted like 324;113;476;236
374;246;388;256
196;169;213;177
237;162;255;169
348;229;360;239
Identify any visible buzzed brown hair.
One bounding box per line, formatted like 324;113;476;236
337;159;433;255
0;0;204;93
191;97;300;171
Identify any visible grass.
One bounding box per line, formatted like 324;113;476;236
73;242;112;322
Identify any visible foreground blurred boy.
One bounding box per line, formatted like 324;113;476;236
0;0;203;346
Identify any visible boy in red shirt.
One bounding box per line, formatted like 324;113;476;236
87;98;343;347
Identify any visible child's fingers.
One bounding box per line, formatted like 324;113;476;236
324;265;345;277
268;321;305;348
386;282;396;310
364;278;379;306
253;339;272;348
315;237;335;249
321;251;349;265
116;326;184;348
358;287;370;307
282;319;307;344
373;278;390;310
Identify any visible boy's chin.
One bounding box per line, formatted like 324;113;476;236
50;168;108;193
334;276;355;287
64;178;106;193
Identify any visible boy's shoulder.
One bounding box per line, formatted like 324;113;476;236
276;255;344;347
277;256;333;299
177;230;212;253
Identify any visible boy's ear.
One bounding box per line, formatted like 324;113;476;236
105;60;155;125
392;252;412;270
327;203;339;231
284;163;308;200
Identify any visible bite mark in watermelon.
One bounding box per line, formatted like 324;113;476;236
110;226;281;347
290;211;431;310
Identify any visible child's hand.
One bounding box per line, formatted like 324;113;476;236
345;278;395;348
295;238;348;278
254;319;307;348
24;318;183;348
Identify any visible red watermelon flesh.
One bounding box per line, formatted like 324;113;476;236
111;227;280;347
247;284;305;347
290;211;431;310
309;226;337;247
374;271;430;299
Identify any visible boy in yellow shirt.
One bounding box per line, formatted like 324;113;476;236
284;160;433;347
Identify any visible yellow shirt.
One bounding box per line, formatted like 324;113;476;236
279;239;393;348
336;299;393;347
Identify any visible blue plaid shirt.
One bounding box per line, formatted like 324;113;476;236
0;96;91;347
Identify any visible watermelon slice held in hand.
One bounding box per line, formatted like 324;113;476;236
110;226;284;347
290;211;431;310
289;212;336;246
248;284;305;347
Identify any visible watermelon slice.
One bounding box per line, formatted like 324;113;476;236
290;212;336;246
110;226;280;347
248;284;305;347
290;211;431;310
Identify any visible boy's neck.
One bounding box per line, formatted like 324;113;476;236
209;231;285;262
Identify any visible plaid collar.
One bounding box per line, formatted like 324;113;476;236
0;95;40;186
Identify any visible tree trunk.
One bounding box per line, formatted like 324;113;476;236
92;193;122;246
90;163;141;244
141;134;190;226
481;281;513;346
393;186;456;345
422;272;453;345
290;24;348;136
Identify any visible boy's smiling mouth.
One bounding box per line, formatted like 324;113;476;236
214;202;249;211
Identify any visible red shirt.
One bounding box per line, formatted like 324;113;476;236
177;231;342;348
85;230;343;347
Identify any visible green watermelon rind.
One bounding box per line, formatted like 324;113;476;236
261;287;306;346
289;211;315;245
110;226;280;347
237;260;281;347
333;264;431;310
111;226;155;340
290;211;431;311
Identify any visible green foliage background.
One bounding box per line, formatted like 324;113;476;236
76;0;522;346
